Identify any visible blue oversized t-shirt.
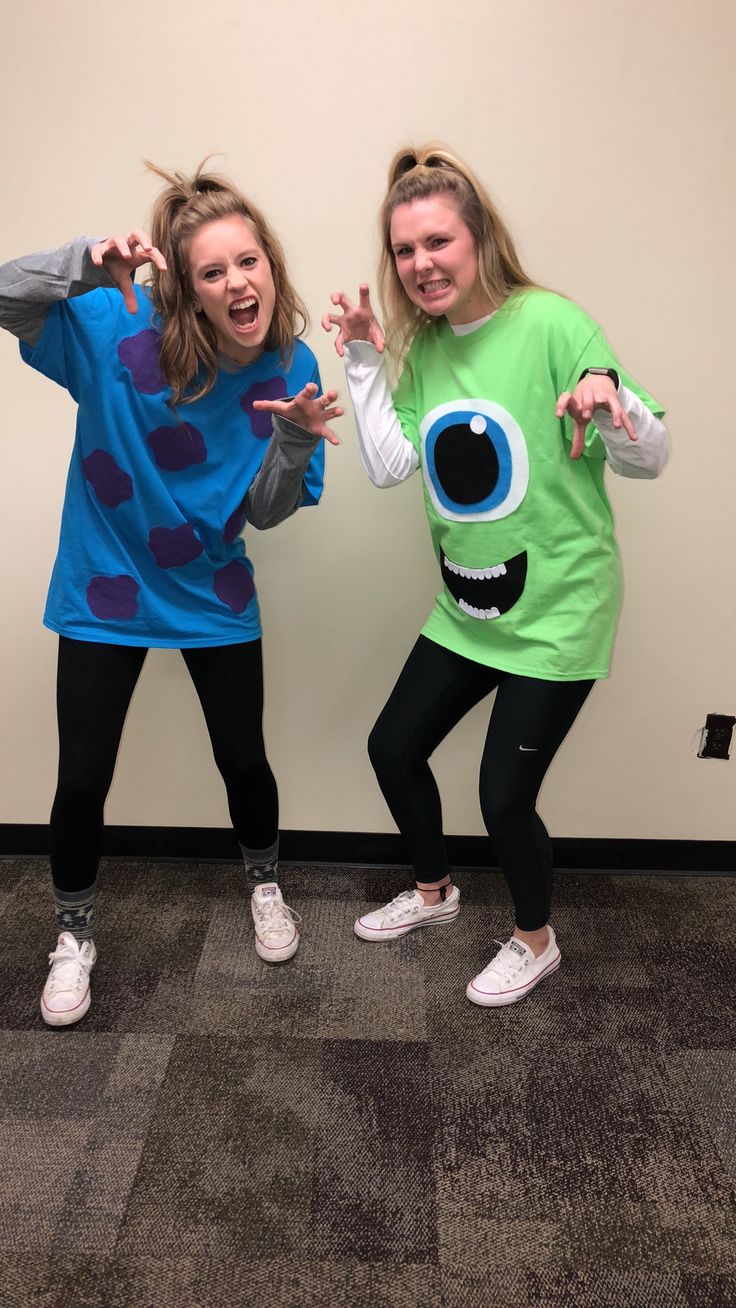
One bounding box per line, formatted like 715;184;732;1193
20;286;324;647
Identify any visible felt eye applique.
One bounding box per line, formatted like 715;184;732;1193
420;400;529;523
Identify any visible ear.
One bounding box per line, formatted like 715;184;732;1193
193;300;202;314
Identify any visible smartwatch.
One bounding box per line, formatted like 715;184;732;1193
579;367;620;389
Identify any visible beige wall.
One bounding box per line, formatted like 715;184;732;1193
1;0;733;840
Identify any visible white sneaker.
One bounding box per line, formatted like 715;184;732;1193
466;927;560;1007
41;932;97;1027
354;886;460;941
251;883;301;963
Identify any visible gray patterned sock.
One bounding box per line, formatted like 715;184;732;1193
240;838;279;889
53;884;96;943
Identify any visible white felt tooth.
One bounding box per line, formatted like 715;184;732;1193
459;599;502;621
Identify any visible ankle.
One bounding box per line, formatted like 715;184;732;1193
513;924;550;958
416;878;453;907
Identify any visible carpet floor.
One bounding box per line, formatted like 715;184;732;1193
0;857;734;1308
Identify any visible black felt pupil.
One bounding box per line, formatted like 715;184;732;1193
434;423;499;505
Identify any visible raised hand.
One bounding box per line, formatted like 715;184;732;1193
321;285;385;357
556;376;638;460
90;229;167;314
251;381;343;446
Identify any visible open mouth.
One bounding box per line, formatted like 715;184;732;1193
440;549;527;619
229;297;259;332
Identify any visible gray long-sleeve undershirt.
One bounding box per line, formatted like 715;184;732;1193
0;237;321;530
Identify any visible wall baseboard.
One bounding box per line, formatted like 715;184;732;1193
0;825;734;874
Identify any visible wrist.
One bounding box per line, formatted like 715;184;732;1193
579;366;620;390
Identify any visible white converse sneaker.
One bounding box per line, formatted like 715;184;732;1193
354;886;460;941
41;932;97;1027
251;883;301;963
466;927;560;1007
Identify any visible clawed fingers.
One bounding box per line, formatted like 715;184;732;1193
556;392;585;459
128;229;167;271
251;399;284;412
570;422;586;460
555;391;572;419
616;407;638;441
91;236;127;266
92;231;167;273
111;235;133;261
330;290;355;312
127;228;152;254
321;312;346;356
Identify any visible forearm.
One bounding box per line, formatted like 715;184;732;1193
598;384;670;479
245;414;321;529
0;238;113;345
343;340;418;486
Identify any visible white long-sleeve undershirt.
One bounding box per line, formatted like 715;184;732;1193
342;337;670;488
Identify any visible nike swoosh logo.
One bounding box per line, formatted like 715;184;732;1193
519;746;538;752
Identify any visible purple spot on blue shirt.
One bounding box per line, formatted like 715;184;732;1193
82;450;133;508
213;561;255;613
87;574;139;620
118;329;167;394
240;377;288;439
149;525;204;569
147;423;207;471
223;501;247;543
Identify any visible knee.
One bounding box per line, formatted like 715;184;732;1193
367;714;402;786
214;743;269;791
480;787;527;840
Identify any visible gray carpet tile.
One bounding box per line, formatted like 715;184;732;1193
115;1033;325;1260
0;1033;173;1256
0;856;734;1307
311;1038;437;1262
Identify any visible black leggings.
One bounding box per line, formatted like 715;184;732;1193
368;636;594;931
50;636;278;892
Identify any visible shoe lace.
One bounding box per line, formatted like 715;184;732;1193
482;938;529;984
254;898;302;940
46;941;88;995
383;890;419;921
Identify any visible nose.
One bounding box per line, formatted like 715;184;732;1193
414;246;432;275
227;264;248;290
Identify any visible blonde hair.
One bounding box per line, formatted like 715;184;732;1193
378;143;537;363
144;160;308;405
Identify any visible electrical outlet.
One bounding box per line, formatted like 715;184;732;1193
698;713;736;760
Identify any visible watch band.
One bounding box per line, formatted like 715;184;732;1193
579;367;620;389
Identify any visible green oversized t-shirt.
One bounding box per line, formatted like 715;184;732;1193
392;289;664;680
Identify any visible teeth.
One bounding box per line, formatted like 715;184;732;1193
231;297;257;310
421;279;450;293
459;600;501;620
444;556;506;580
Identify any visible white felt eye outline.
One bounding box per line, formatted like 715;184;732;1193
420;399;529;523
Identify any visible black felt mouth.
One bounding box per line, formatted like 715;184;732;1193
440;550;527;618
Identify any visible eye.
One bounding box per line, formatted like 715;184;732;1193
420;400;529;522
203;268;222;280
241;256;257;268
431;237;448;248
394;246;412;259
